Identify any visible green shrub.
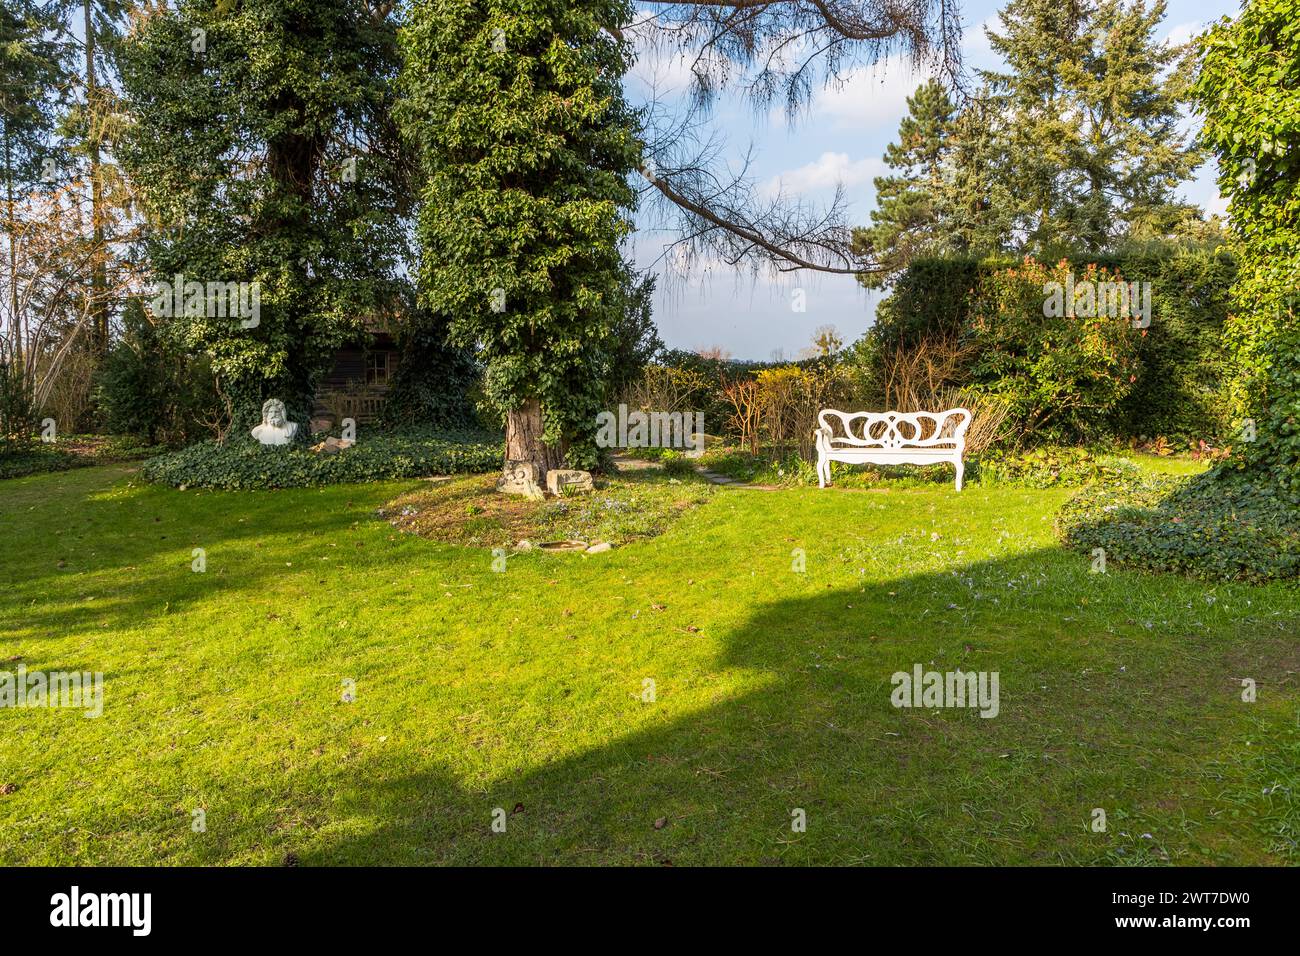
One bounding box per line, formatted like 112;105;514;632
967;258;1140;443
93;300;221;444
142;428;502;489
869;255;986;348
0;444;77;480
975;445;1141;488
1112;244;1237;443
854;246;1237;445
658;450;696;478
1058;472;1300;583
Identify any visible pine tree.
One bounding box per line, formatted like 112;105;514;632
851;80;957;288
981;0;1200;254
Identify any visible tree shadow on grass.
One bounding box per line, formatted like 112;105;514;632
0;466;413;645
296;547;1297;866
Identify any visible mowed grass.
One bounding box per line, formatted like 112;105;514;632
1;462;1298;865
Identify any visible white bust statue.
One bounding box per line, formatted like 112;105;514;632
250;398;298;446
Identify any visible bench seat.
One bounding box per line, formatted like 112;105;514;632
813;408;971;491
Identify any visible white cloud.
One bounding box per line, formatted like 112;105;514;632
762;152;886;198
627;41;697;94
1162;21;1201;49
803;62;934;130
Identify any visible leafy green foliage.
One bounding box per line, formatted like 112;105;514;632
380;309;479;430
976;445;1141;488
118;0;410;428
1195;0;1300;497
603;266;663;400
1113;244;1238;441
865;256;985;350
967;258;1140;442
141;428;502;489
1059;472;1300;582
854;247;1236;444
398;0;641;468
93;299;220;444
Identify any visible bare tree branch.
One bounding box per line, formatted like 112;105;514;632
633;0;963;118
625;0;963;277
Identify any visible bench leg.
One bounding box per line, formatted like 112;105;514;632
954;459;964;492
817;455;827;488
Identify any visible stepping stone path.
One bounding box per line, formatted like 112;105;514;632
611;453;778;490
692;467;779;490
610;455;658;471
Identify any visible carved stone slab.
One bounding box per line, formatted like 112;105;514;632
311;436;355;455
546;469;594;496
497;460;545;500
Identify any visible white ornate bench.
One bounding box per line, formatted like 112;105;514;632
813;408;971;491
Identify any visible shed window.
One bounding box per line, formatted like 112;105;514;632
365;352;390;386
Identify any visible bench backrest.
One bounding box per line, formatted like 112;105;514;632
817;408;971;449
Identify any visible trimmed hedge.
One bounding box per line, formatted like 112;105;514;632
142;428;503;490
1112;245;1237;442
1057;472;1300;583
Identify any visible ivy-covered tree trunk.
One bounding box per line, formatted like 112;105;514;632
1196;0;1300;500
400;0;640;487
505;399;564;478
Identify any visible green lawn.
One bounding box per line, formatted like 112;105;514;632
1;462;1297;865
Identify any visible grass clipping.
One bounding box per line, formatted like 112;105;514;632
379;470;716;549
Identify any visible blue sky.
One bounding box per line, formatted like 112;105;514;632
625;0;1237;361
